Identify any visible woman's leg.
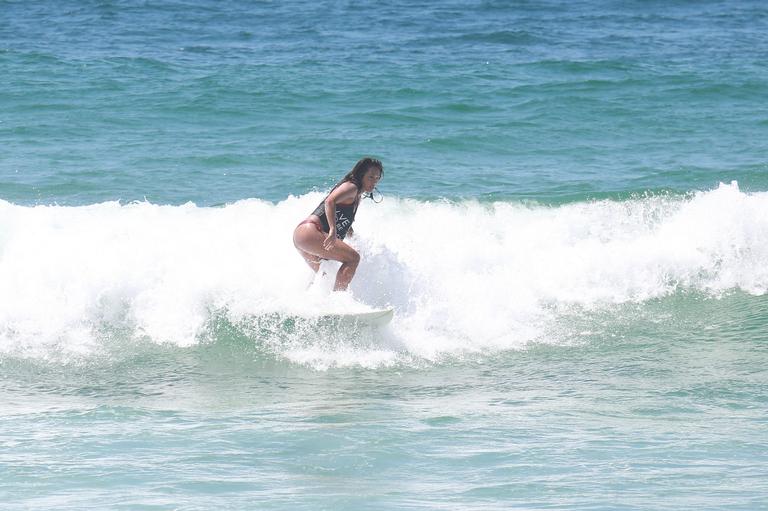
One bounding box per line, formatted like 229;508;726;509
297;248;322;273
293;224;361;291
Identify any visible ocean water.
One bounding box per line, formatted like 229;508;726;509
2;0;768;509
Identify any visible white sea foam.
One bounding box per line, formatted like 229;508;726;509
0;182;766;364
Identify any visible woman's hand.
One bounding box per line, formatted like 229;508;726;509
323;230;337;250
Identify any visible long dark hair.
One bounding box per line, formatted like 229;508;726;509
338;157;383;188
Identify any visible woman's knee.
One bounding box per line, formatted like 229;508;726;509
343;249;360;266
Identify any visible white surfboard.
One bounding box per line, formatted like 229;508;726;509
318;307;394;327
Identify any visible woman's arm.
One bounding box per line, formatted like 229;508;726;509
323;182;358;249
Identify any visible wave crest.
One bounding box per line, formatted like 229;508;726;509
0;182;766;365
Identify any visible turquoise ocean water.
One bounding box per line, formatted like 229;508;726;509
2;1;768;509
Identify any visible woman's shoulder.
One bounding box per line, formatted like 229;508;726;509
330;181;359;200
336;180;359;192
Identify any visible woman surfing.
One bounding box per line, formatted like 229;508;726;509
293;157;383;291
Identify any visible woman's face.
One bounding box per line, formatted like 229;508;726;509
361;167;382;193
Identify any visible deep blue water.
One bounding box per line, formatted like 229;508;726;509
3;0;768;205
